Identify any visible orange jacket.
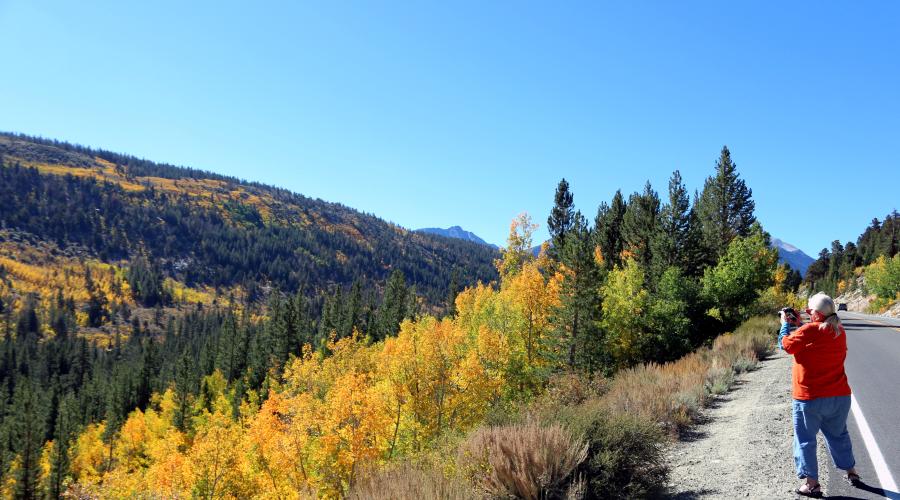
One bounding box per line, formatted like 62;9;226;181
781;321;851;400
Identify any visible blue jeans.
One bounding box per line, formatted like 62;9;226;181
792;396;856;480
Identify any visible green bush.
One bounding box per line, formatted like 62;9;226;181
701;229;778;327
705;364;734;395
566;407;668;500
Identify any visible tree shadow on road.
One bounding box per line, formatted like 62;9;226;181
842;321;898;331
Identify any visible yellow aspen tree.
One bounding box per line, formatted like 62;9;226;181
495;212;538;282
601;258;649;368
70;423;107;487
186;395;252;499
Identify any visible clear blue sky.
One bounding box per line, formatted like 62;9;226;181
2;1;898;256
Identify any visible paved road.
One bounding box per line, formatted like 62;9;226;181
822;312;900;499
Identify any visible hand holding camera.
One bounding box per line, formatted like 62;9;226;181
779;307;801;326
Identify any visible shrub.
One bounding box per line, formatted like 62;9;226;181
867;295;897;314
539;399;668;500
865;254;900;300
579;412;668;499
458;421;588;500
705;363;734;395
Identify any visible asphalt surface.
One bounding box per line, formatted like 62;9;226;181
821;311;900;499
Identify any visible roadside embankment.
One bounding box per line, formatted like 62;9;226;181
665;349;833;498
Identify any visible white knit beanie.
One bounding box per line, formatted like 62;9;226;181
809;292;843;336
808;292;835;315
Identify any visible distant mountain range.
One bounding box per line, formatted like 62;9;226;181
772;238;814;276
416;226;498;248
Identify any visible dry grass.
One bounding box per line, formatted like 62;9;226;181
458;420;588;500
349;462;475;500
599;316;778;436
601;352;710;435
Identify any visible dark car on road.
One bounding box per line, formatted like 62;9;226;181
838;303;848;311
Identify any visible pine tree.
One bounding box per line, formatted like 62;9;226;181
342;280;363;338
697;146;756;259
0;389;12;493
594;190;627;270
653;171;704;277
0;296;6;338
49;290;71;340
684;195;708;277
84;267;108;328
47;393;77;500
216;312;240;382
12;381;45;499
374;270;409;341
126;254;169;307
16;294;40;337
173;352;195;433
622;182;661;271
446;268;460;316
548;178;575;260
267;293;297;371
555;212;604;370
137;337;158;409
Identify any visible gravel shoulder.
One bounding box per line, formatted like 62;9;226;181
665;350;832;499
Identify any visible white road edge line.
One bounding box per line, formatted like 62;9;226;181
850;393;898;493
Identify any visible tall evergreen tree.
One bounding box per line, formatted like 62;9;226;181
622;182;661;271
173;352;195;433
341;280;363;338
16;294;40;337
548;178;575;260
555;212;604;370
446;268;460;316
652;171;706;278
684;195;709;277
697;146;756;259
374;270;409;341
83;267;108;328
594;190;627;270
12;381;45;499
47;393;78;500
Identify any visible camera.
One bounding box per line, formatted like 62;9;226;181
779;307;799;324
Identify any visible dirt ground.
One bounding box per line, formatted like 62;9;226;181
665;350;833;499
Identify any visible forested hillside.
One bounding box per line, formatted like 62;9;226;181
804;213;900;311
0;133;498;305
0;140;800;498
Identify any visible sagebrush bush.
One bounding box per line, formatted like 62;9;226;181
539;399;668;500
705;362;734;395
458;420;588;500
580;412;668;499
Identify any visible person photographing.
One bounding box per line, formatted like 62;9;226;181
780;292;860;498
